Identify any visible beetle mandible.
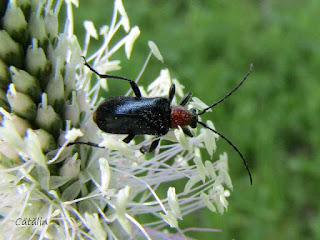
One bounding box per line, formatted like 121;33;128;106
74;57;253;184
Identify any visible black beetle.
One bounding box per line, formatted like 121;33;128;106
73;57;253;184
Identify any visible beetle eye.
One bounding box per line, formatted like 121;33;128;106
93;111;98;123
189;108;198;128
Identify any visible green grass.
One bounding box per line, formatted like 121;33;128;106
73;0;320;239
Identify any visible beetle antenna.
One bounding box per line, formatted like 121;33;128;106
67;142;104;148
198;121;253;185
198;64;253;116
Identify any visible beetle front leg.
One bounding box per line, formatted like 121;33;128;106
82;57;142;98
182;127;193;137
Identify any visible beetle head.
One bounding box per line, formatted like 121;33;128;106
189;108;198;128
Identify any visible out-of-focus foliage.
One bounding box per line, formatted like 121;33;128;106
73;0;320;239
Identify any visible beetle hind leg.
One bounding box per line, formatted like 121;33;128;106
123;133;135;143
140;139;160;154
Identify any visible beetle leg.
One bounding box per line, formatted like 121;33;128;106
82;56;142;98
140;138;161;153
168;84;176;103
129;82;142;98
123;133;135;143
182;127;193;137
179;92;192;106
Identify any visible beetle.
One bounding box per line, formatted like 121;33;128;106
73;57;253;184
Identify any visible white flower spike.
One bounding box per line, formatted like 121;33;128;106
0;1;236;239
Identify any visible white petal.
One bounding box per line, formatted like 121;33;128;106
148;41;163;62
200;192;216;212
99;158;110;192
205;160;217;180
160;211;178;228
116;0;130;32
167;187;182;219
99;25;109;35
183;174;201;195
174;127;190;151
125;26;140;59
193;149;208;183
84;21;98;39
190;97;212;112
65;128;83;142
116;186;131;234
84;213;107;240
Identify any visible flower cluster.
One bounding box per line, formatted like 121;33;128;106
0;0;232;239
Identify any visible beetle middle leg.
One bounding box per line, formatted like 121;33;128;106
179;92;192;106
168;84;175;103
82;57;142;98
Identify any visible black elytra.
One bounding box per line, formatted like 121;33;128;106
70;57;254;184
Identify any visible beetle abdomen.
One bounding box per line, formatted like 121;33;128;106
94;97;171;135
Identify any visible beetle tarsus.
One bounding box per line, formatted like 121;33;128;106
67;141;104;148
140;145;148;154
140;139;160;154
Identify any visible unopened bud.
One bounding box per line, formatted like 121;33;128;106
6;84;37;120
2;4;27;43
44;11;58;39
34;129;56;153
0;30;22;67
35;93;62;138
0;59;10;89
65;91;80;126
26;39;47;76
10;66;41;101
28;13;47;43
10;115;31;137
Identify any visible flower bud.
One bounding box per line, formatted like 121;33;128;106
0;142;19;161
65;91;80;126
0;88;9;110
28;13;47;43
35;93;62;138
45;11;58;39
6;84;37;120
2;4;28;44
0;59;10;89
45;72;64;112
26;39;47;76
10;66;42;101
10;114;31;137
0;30;23;67
59;153;81;179
34;129;56;153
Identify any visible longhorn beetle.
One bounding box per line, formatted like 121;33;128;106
72;57;253;184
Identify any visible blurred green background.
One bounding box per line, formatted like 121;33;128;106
72;0;320;239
